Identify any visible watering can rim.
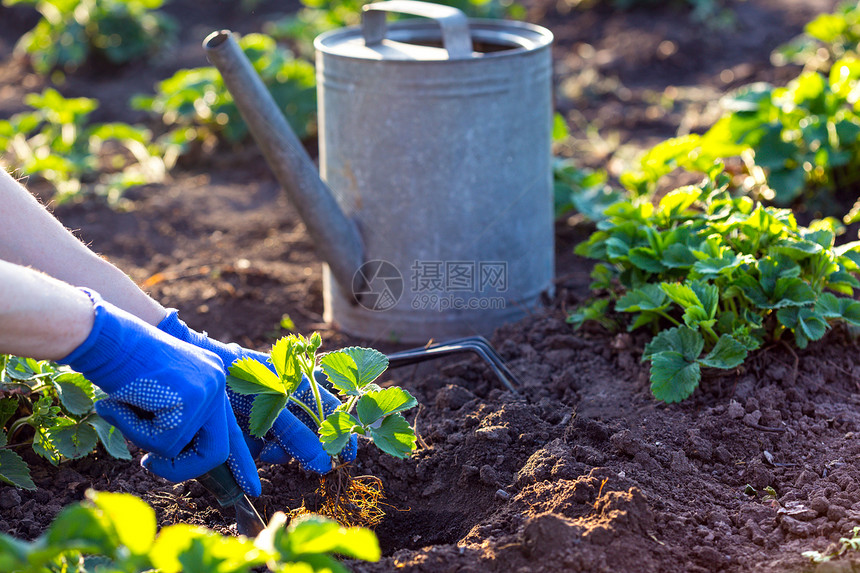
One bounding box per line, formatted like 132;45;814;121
315;17;553;63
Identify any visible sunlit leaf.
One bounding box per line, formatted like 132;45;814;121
0;450;35;490
355;388;417;427
89;491;156;556
318;411;360;456
367;413;416;459
249;394;288;439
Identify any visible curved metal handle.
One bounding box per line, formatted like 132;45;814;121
362;1;473;60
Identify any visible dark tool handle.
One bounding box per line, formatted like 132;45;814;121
197;463;267;537
197;463;244;507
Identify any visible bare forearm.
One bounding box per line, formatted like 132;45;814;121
0;260;94;360
0;169;166;325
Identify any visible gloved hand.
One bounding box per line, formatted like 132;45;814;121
158;310;357;473
59;289;260;495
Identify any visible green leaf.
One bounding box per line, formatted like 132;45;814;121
0;533;31;572
4;356;39;381
839;300;860;326
227;357;284;396
320;347;389;396
367;413;416;459
629;247;666;273
50;418;98;459
757;256;800;294
735;274;770;308
615;284;668;312
797;311;828;342
772;238;823;259
88;414;131;460
690;280;719;318
660;282;702;310
283;513;381;562
649;352;701;403
567;298;613;330
318;411;360;456
691;252;748;279
43;503;116;558
643;325;705;362
657;186;700;217
0;397;18;429
771;277;815;308
269;336;302;391
89;491;156;556
54;372;95;416
816;292;842;318
0;450;35;490
682;306;714;330
777;307;829;347
552;112;570;142
827;269;860;291
700;335;747;369
355;388;418;427
150;523;262;573
662;243;698;268
249;394;288;439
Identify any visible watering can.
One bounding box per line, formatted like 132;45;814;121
204;1;554;343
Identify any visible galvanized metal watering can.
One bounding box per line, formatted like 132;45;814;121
204;1;554;343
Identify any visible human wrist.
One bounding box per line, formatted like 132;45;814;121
60;289;153;393
158;309;251;369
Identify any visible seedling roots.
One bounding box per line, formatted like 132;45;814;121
290;464;386;528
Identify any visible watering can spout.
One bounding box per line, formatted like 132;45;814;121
203;30;365;300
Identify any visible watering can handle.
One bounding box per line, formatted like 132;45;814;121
362;1;473;60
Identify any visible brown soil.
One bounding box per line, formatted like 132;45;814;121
2;0;859;571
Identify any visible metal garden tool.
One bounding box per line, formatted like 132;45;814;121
386;336;522;393
203;1;554;344
196;463;266;537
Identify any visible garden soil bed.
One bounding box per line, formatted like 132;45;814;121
3;0;860;571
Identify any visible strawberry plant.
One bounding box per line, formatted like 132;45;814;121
620;57;860;213
4;0;175;76
0;88;167;204
227;333;417;526
0;354;130;491
572;172;860;402
228;333;417;459
0;489;380;572
132;33;317;157
773;1;860;72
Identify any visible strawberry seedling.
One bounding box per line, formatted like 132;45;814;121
0;354;131;490
227;333;418;527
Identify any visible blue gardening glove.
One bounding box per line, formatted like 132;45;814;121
158;310;357;473
59;290;259;492
141;395;261;496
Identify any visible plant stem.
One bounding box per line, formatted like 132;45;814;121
7;418;31;443
289;396;322;427
702;325;720;345
301;355;326;425
657;310;682;326
343;395;359;415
